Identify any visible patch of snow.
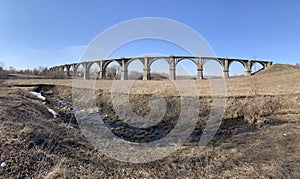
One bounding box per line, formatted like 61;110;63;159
30;91;46;101
1;162;7;168
48;108;58;118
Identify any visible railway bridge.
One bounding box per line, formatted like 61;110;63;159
49;56;272;80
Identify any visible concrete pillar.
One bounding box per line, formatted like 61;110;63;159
83;63;89;80
169;55;176;80
121;58;128;80
223;70;229;78
197;56;203;80
143;56;151;80
245;70;251;76
223;58;229;78
66;66;70;78
72;64;77;77
97;60;104;80
245;60;251;76
121;68;128;80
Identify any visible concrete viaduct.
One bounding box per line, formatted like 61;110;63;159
49;56;272;80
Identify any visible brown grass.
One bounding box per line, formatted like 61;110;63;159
0;64;299;178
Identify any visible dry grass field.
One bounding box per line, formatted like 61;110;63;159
0;64;299;178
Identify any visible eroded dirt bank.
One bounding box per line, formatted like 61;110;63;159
0;84;299;178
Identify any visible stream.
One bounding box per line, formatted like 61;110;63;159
29;85;256;145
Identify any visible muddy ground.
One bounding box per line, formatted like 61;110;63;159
0;83;299;178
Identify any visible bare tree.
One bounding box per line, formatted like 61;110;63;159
0;61;5;70
106;65;121;79
9;66;17;72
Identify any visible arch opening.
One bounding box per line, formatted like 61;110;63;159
89;63;101;80
251;62;264;74
69;66;74;77
229;61;245;77
176;59;197;80
75;64;84;78
203;60;223;79
127;59;144;80
105;61;121;80
149;59;169;80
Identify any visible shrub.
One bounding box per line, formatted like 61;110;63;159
237;96;281;126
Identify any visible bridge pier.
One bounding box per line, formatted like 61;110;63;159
98;70;103;79
197;68;203;80
223;70;229;78
84;70;89;80
97;61;104;80
121;68;128;80
120;58;128;80
245;61;252;76
83;63;89;80
223;58;229;78
169;68;176;80
169;55;176;80
245;70;251;76
197;56;203;80
65;66;70;78
143;56;150;80
143;68;150;80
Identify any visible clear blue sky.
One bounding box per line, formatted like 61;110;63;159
0;0;299;72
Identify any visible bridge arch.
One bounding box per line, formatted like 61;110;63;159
87;62;101;79
124;58;144;69
148;57;171;69
203;59;223;78
149;58;170;80
175;58;198;79
175;58;198;67
75;64;85;78
202;58;224;68
86;61;100;72
74;63;84;73
228;60;247;69
125;58;144;80
103;60;122;80
102;60;122;72
251;62;264;74
228;60;247;77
